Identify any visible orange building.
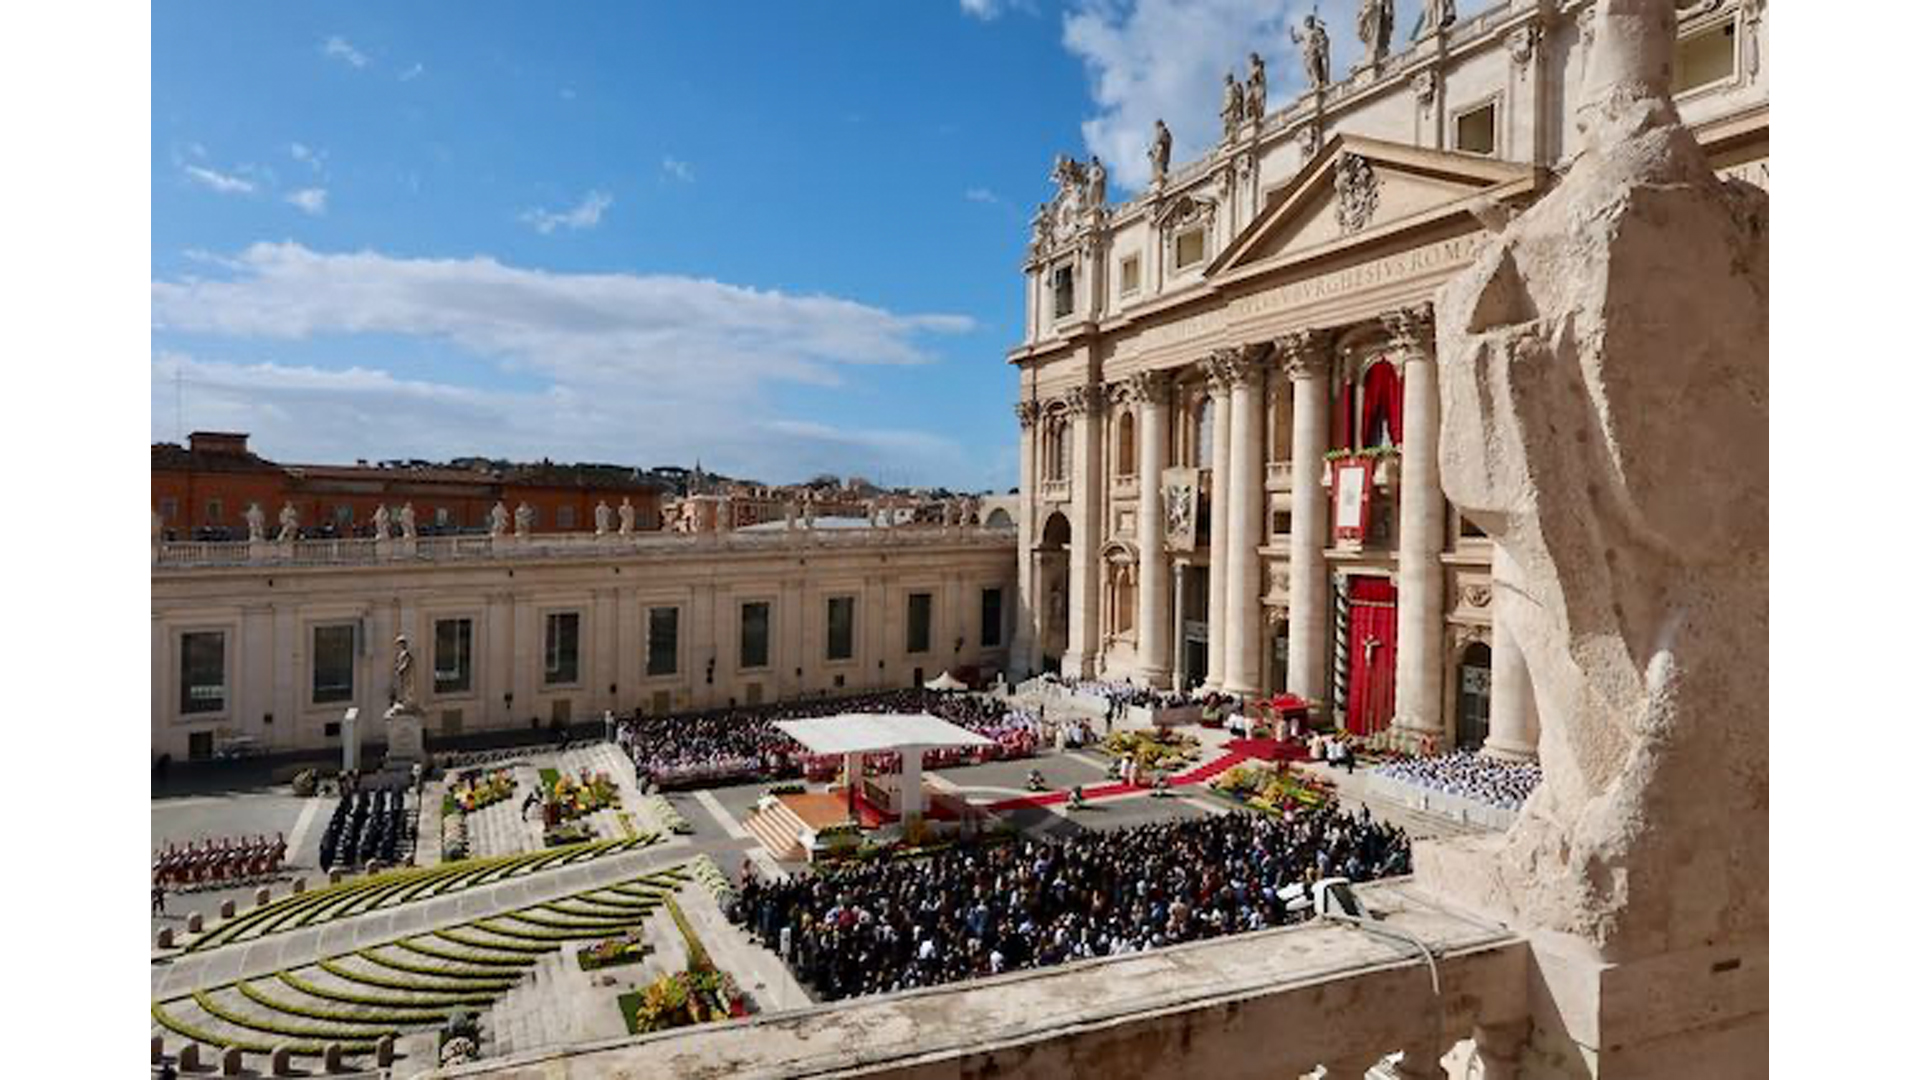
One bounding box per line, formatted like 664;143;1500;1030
152;432;663;539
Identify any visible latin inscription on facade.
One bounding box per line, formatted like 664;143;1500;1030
1232;233;1480;319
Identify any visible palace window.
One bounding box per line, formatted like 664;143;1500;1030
740;601;771;670
1119;254;1141;295
435;506;451;527
1116;409;1138;477
1174;227;1207;270
205;498;223;524
333;504;353;526
434;618;473;694
312;624;356;704
1043;414;1072;483
557;505;576;530
907;592;933;655
980;587;1004;648
544;611;580;685
159;497;178;522
1195;395;1216;462
647;607;679;676
1455;101;1497;156
1675;18;1736;95
827;596;856;661
180;631;226;715
1051;264;1075;318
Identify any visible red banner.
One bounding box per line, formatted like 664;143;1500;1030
1331;456;1374;543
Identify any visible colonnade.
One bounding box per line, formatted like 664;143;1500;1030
1014;301;1539;760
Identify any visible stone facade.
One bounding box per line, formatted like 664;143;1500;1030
1008;0;1766;757
151;528;1016;761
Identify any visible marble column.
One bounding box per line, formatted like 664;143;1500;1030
1171;561;1189;692
1387;303;1447;749
1484;543;1541;761
1012;401;1041;680
1060;385;1103;679
1218;344;1271;697
1279;328;1334;711
1203;363;1234;690
1129;373;1172;686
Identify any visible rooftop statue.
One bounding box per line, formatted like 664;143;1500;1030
372;504;391;539
244;502;265;542
1431;0;1767;958
1244;53;1267;123
514;502;533;537
1148;119;1172;184
398;502;417;540
488;501;509;536
1291;15;1331;90
1219;71;1243;139
594;500;612;536
1357;0;1394;70
1421;0;1457;37
277;502;298;543
618;497;635;535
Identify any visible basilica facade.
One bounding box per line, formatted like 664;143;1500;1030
1008;0;1767;755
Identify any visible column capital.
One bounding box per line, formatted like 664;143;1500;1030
1276;327;1335;381
1062;384;1101;417
1204;343;1269;390
1108;369;1172;407
1013;400;1041;428
1383;301;1436;360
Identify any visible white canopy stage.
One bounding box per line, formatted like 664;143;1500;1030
774;713;992;825
925;670;968;692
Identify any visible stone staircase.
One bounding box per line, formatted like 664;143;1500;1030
741;799;807;862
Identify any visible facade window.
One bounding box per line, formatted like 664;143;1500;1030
434;618;473;695
827;596;856;662
1675;19;1736;94
980;587;1004;648
1119;254;1141;295
312;624;356;704
647;606;679;677
1174;228;1206;270
557;505;576;530
1455;102;1497;155
435;507;452;527
907;592;932;655
179;631;226;714
160;497;178;522
1195;396;1216;464
544;611;581;685
740;602;771;670
1051;264;1075;318
206;498;224;524
333;504;353;526
1116;410;1137;476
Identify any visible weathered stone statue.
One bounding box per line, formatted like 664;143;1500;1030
617;497;635;535
390;634;419;712
1244;53;1267;123
1357;0;1393;69
1148;120;1172;184
277;502;298;543
372;504;391;540
1292;16;1331;90
513;502;533;538
1426;0;1766;1065
1219;71;1243;139
243;502;266;543
488;501;509;536
1085;156;1106;207
1421;0;1457;37
594;500;612;536
398;503;417;540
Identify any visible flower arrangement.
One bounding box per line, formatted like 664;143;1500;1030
446;769;517;816
621;968;745;1033
577;931;648;971
1323;445;1401;462
544;821;594;847
1102;729;1200;771
1211;763;1335;814
545;770;620;822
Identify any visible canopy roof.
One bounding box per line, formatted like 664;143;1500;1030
774;712;993;755
925;671;968;691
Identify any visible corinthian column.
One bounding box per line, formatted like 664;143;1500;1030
1484;543;1540;761
1386;302;1447;748
1012;400;1041;680
1203;359;1234;690
1219;344;1271;697
1060;385;1103;679
1279;329;1333;711
1129;372;1173;686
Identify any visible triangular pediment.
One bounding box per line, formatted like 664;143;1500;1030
1209;135;1536;278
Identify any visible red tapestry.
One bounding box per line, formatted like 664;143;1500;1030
1359;360;1403;447
1345;577;1398;736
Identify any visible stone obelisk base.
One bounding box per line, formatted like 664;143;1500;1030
382;705;426;768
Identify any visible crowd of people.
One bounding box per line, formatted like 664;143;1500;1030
1372;750;1541;811
1038;675;1198;712
731;804;1411;1002
618;689;1042;790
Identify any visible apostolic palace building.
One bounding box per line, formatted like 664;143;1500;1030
1007;0;1766;758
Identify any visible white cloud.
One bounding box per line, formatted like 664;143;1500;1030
399;62;424;81
321;35;370;68
519;190;613;234
964;187;1001;204
149;244;983;482
184;164;256;195
1060;2;1471;192
960;0;1004;19
660;157;695;183
286;188;328;215
288;143;326;173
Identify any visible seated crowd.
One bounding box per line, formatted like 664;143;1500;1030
617;689;1040;790
1372;749;1542;811
732;805;1411;1002
1037;674;1198;712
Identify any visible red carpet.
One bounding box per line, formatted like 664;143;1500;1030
1223;738;1310;764
984;751;1250;812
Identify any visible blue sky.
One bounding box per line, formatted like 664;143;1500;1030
152;0;1461;491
